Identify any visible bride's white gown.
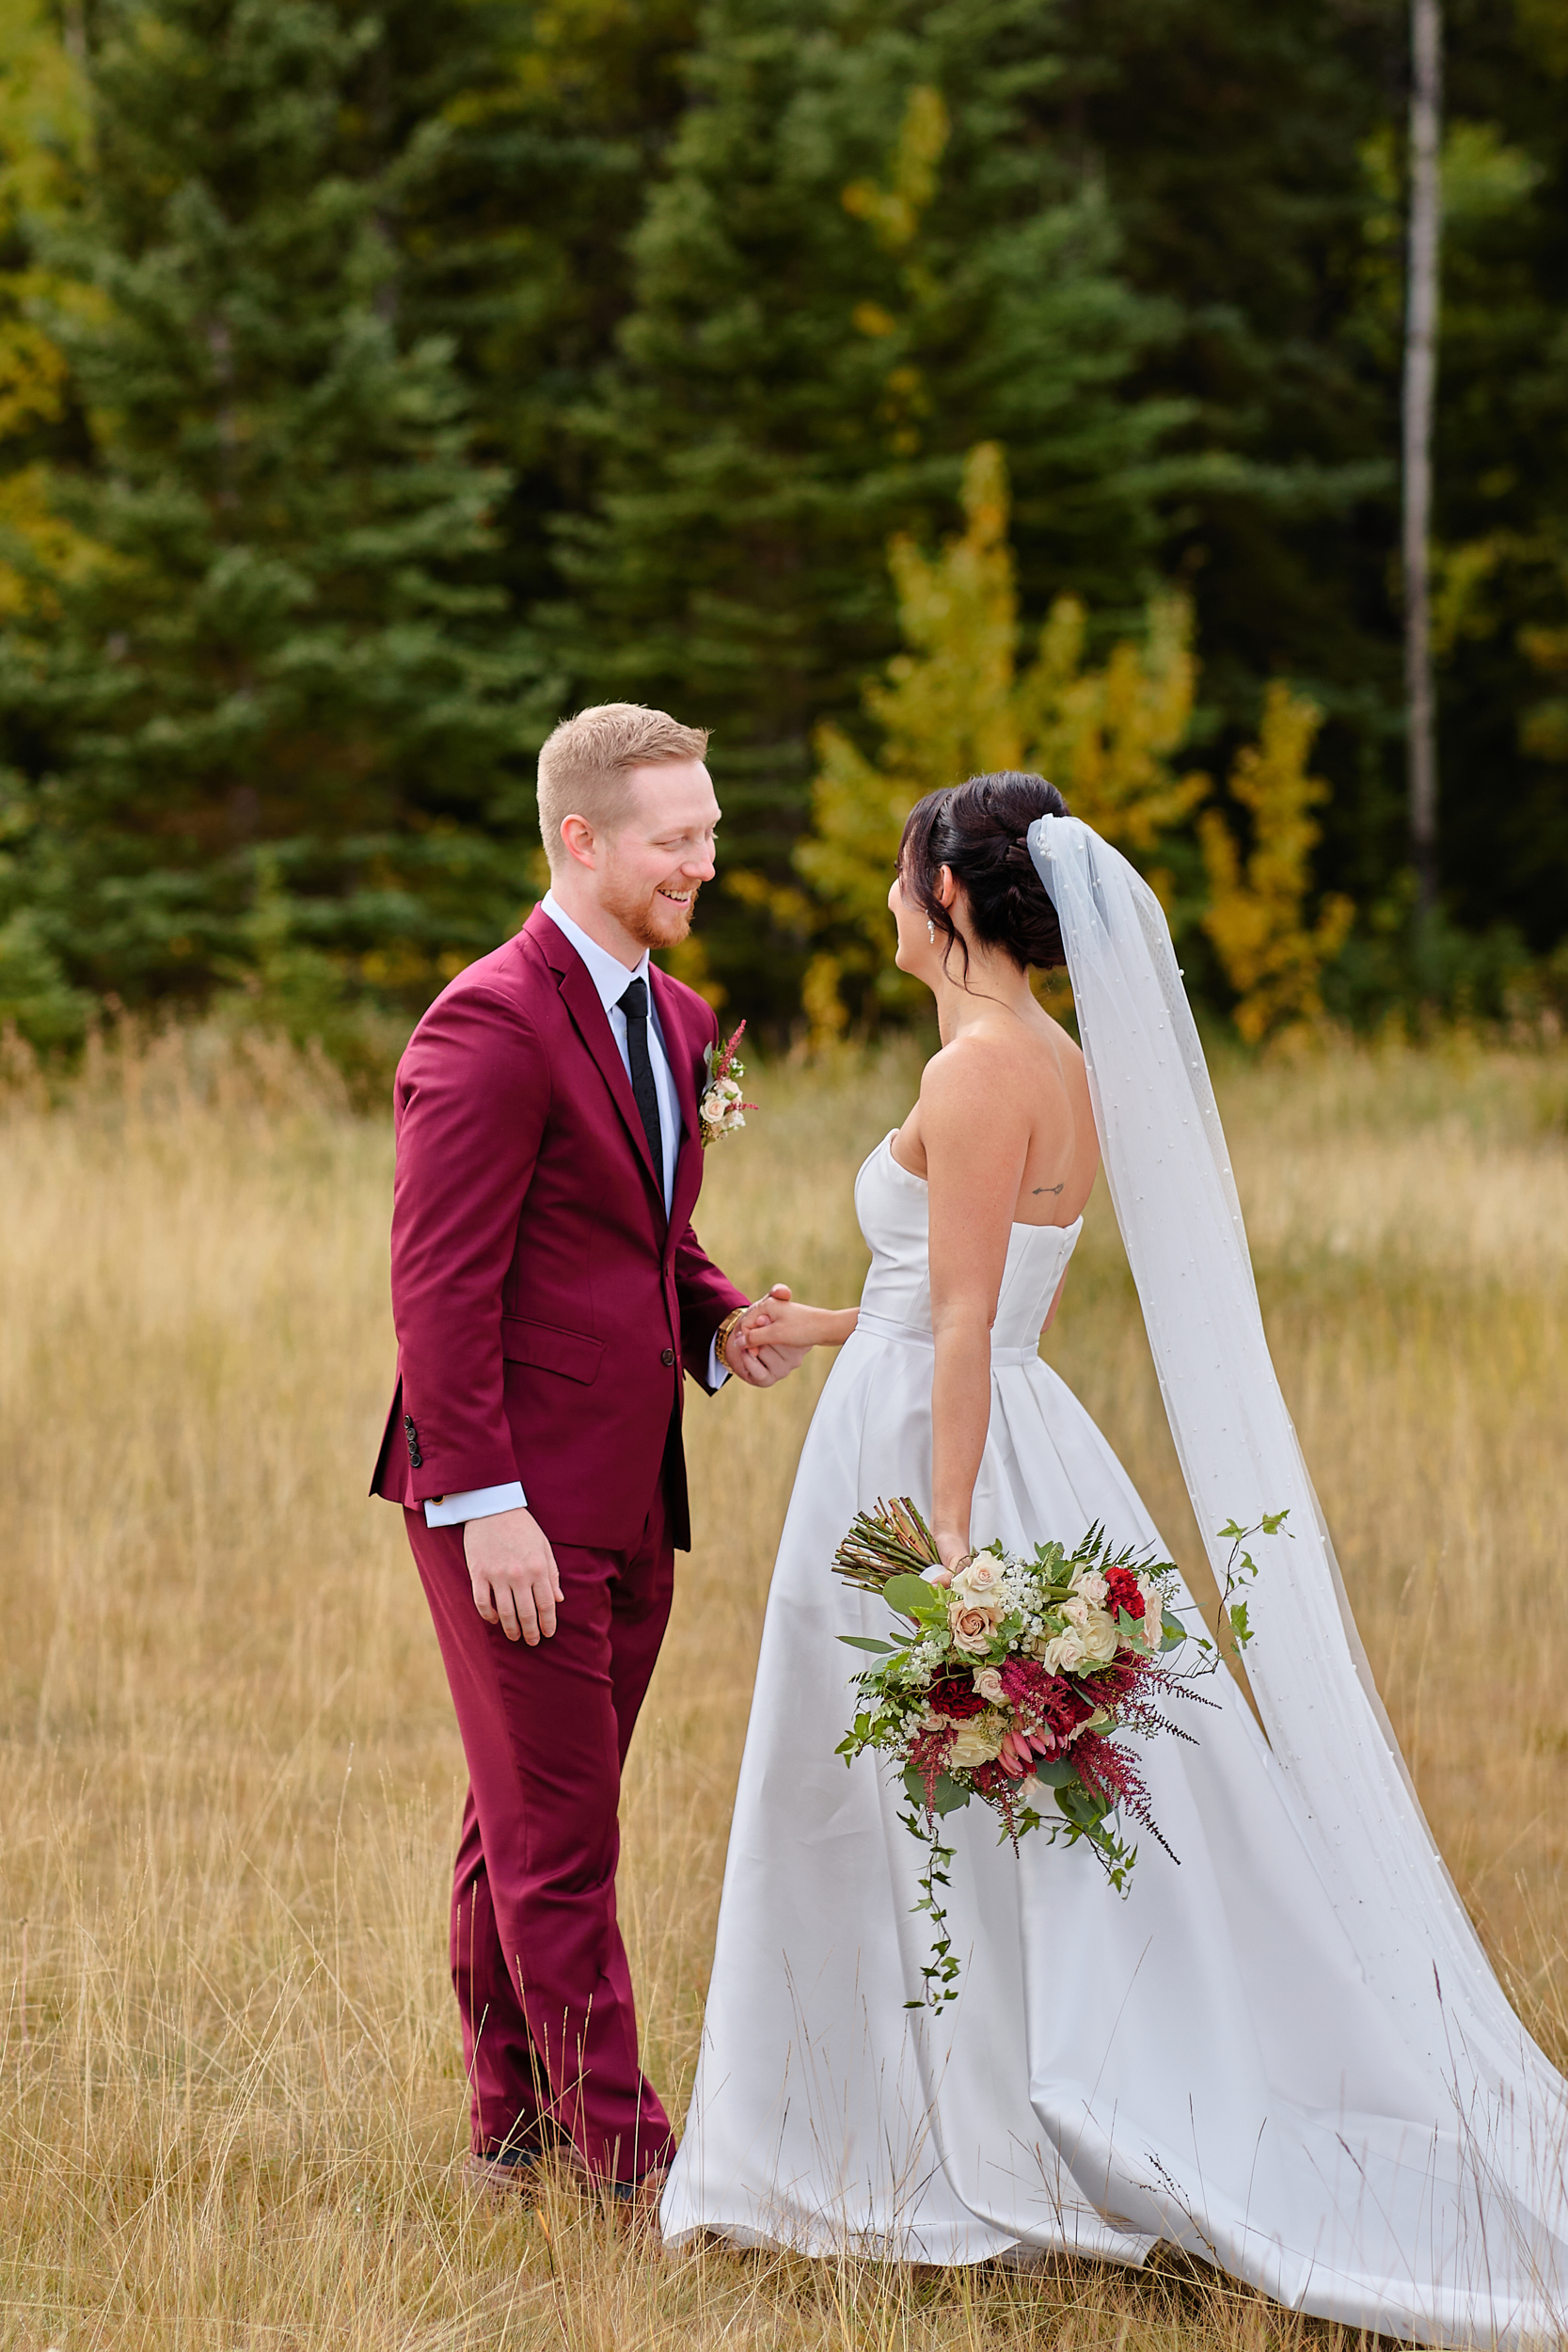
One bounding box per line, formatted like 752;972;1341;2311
662;1133;1568;2342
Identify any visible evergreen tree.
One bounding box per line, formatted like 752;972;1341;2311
1058;0;1406;898
1417;1;1568;950
350;0;700;615
1072;0;1568;958
554;0;1178;1016
0;0;542;1038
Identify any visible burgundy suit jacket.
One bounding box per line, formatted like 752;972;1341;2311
370;907;748;1551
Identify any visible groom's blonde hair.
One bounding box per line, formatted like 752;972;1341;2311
537;703;710;870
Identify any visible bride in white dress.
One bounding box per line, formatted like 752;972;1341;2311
661;776;1568;2343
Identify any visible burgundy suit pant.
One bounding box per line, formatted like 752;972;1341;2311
405;1490;675;2185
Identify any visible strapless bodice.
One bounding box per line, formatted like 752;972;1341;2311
853;1132;1082;1359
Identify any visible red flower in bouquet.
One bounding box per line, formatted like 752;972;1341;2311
1103;1565;1147;1621
927;1670;988;1721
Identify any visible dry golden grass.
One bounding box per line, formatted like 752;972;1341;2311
0;1024;1565;2349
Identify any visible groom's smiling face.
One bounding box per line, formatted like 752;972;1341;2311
594;758;721;954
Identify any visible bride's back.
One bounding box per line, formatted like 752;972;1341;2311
890;1005;1099;1232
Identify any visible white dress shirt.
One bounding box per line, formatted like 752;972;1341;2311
425;892;727;1529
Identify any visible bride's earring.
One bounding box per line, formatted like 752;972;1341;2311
926;915;936;944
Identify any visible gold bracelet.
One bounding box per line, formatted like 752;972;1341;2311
715;1306;748;1373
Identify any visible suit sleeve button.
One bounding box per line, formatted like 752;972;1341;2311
661;1347;675;1367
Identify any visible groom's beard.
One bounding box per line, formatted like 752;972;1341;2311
602;874;701;952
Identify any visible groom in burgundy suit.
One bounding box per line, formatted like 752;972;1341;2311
372;704;800;2208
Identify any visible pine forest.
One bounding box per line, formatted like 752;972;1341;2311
1;0;1566;1058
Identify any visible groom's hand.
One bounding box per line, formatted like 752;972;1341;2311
464;1506;562;1645
726;1285;810;1388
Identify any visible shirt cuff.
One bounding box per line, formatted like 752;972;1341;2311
424;1480;527;1528
707;1335;730;1391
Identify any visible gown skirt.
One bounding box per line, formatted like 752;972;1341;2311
661;1137;1568;2344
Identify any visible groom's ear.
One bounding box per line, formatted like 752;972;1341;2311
559;814;598;869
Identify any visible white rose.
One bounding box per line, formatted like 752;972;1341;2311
701;1089;725;1125
973;1666;1007;1706
946;1712;1006;1771
1136;1579;1167;1650
1073;1569;1110;1609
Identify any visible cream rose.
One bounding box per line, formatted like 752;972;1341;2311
1054;1595;1117;1663
1078;1606;1120;1664
1137;1579;1167;1649
702;1080;743;1126
973;1665;1007;1706
948;1601;998;1657
946;1712;1007;1771
1072;1569;1110;1609
1036;1629;1087;1672
952;1553;1006;1607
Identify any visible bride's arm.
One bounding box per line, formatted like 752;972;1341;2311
923;1043;1031;1572
734;1297;858;1352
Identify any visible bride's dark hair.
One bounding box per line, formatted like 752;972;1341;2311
897;771;1071;980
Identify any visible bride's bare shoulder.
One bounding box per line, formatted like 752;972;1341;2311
925;1009;1081;1090
917;1019;1037;1120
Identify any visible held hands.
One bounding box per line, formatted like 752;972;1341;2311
727;1293;861;1381
721;1284;813;1388
736;1293;821;1359
465;1505;562;1645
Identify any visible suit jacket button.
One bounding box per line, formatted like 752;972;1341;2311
661;1347;675;1367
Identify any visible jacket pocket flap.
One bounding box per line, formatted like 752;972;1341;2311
500;1315;603;1385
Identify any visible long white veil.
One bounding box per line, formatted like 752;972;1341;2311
1028;815;1568;2164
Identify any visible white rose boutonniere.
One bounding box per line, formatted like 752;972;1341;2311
700;1022;756;1148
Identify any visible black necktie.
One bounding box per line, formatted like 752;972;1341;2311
617;977;664;1192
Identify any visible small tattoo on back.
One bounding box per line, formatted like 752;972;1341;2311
1033;1182;1065;1196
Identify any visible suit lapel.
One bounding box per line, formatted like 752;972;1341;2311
527;909;666;1222
652;964;705;1246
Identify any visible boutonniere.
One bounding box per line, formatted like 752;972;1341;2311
701;1022;756;1147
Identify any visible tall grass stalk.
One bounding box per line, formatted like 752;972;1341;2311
1;1025;1565;2347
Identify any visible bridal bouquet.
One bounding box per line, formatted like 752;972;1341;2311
834;1499;1271;2007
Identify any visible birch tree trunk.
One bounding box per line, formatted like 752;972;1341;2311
1403;0;1443;916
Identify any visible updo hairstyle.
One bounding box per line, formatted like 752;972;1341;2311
896;771;1071;980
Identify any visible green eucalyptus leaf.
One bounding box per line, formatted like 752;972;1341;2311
1054;1780;1111;1827
883;1572;941;1619
837;1634;900;1653
930;1773;971;1816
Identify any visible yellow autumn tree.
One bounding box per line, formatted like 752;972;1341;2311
1198;685;1354;1045
0;2;91;614
787;442;1206;1035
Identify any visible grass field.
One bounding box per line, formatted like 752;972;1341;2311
1;1024;1565;2350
